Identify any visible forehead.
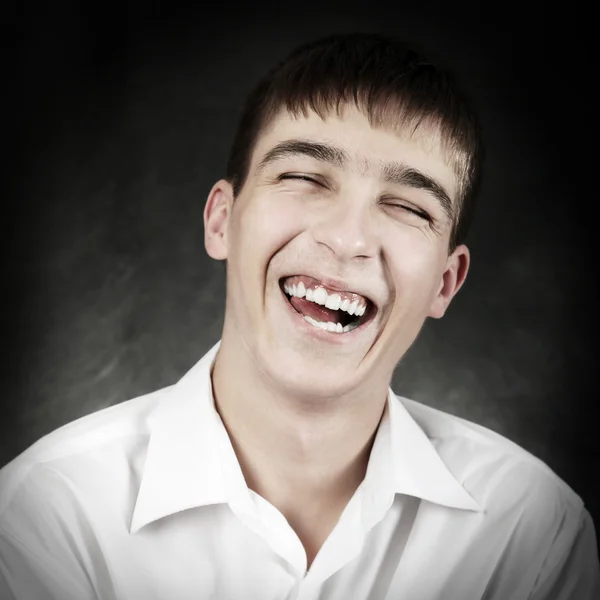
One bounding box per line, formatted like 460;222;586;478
251;104;459;200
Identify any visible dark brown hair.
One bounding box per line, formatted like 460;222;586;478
225;33;483;252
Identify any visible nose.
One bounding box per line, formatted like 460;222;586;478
310;197;379;262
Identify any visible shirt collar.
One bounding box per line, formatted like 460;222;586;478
131;341;481;533
130;341;225;534
361;389;482;518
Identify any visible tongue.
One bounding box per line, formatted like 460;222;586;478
290;296;340;323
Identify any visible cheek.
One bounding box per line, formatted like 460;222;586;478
227;192;308;292
243;193;307;253
384;234;445;307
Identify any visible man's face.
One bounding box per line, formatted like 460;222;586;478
205;105;469;399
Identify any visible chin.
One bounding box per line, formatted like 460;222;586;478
257;344;367;400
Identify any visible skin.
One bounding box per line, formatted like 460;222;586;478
203;104;470;570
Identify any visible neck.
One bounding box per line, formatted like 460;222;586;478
211;333;388;515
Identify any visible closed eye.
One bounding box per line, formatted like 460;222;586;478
279;173;321;185
383;202;432;222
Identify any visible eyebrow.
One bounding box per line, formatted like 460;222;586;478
380;162;454;223
255;139;454;222
256;139;349;173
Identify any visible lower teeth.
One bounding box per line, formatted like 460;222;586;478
303;315;359;333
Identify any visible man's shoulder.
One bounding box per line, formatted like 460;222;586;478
0;384;173;515
396;393;584;515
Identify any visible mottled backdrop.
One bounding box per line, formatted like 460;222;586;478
5;1;597;546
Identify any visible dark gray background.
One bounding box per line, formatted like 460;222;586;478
5;0;597;548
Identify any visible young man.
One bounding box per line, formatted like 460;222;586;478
1;33;598;600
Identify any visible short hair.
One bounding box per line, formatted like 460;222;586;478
225;33;484;252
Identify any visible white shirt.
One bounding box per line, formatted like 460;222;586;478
0;341;598;600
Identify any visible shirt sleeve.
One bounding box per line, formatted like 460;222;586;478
529;508;600;600
0;465;101;600
0;526;97;600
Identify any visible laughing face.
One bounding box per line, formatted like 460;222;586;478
204;104;470;400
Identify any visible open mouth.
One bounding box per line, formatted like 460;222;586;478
279;277;376;334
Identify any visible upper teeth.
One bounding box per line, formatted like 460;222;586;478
283;281;367;317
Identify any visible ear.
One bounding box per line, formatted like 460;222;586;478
428;244;470;319
204;179;234;260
